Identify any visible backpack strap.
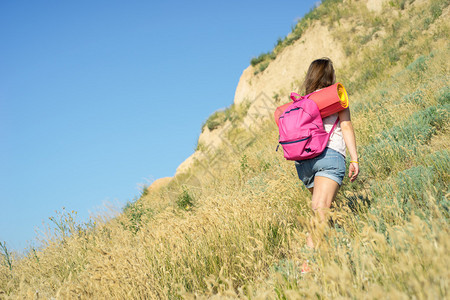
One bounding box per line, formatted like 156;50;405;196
327;118;339;139
290;92;314;102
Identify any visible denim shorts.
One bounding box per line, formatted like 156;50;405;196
294;147;346;188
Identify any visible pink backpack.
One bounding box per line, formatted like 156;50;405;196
276;92;338;161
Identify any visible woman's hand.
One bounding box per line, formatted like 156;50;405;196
349;162;359;182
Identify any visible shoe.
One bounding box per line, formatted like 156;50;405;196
301;260;311;274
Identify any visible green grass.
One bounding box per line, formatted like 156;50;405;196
176;186;196;211
202;101;250;132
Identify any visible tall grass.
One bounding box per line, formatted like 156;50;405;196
1;0;449;298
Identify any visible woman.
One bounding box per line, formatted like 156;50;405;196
295;58;359;250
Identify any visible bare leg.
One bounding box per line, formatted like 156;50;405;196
306;176;340;248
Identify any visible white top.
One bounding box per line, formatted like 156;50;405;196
323;113;346;157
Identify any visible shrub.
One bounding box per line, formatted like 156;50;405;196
389;0;407;10
258;61;270;73
176;186;195;211
405;55;429;72
250;51;276;67
250;53;268;67
358;32;373;45
202;102;251;132
422;150;450;188
240;154;249;173
402;89;425;106
121;186;152;234
203;110;227;131
436;86;450;105
122;200;152;234
430;0;444;21
387;46;400;64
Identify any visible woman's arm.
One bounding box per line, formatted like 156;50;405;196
338;108;359;182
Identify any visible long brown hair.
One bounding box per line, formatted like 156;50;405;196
303;58;336;94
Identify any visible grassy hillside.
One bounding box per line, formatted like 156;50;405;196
1;0;449;298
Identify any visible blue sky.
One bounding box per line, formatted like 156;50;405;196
0;0;318;252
